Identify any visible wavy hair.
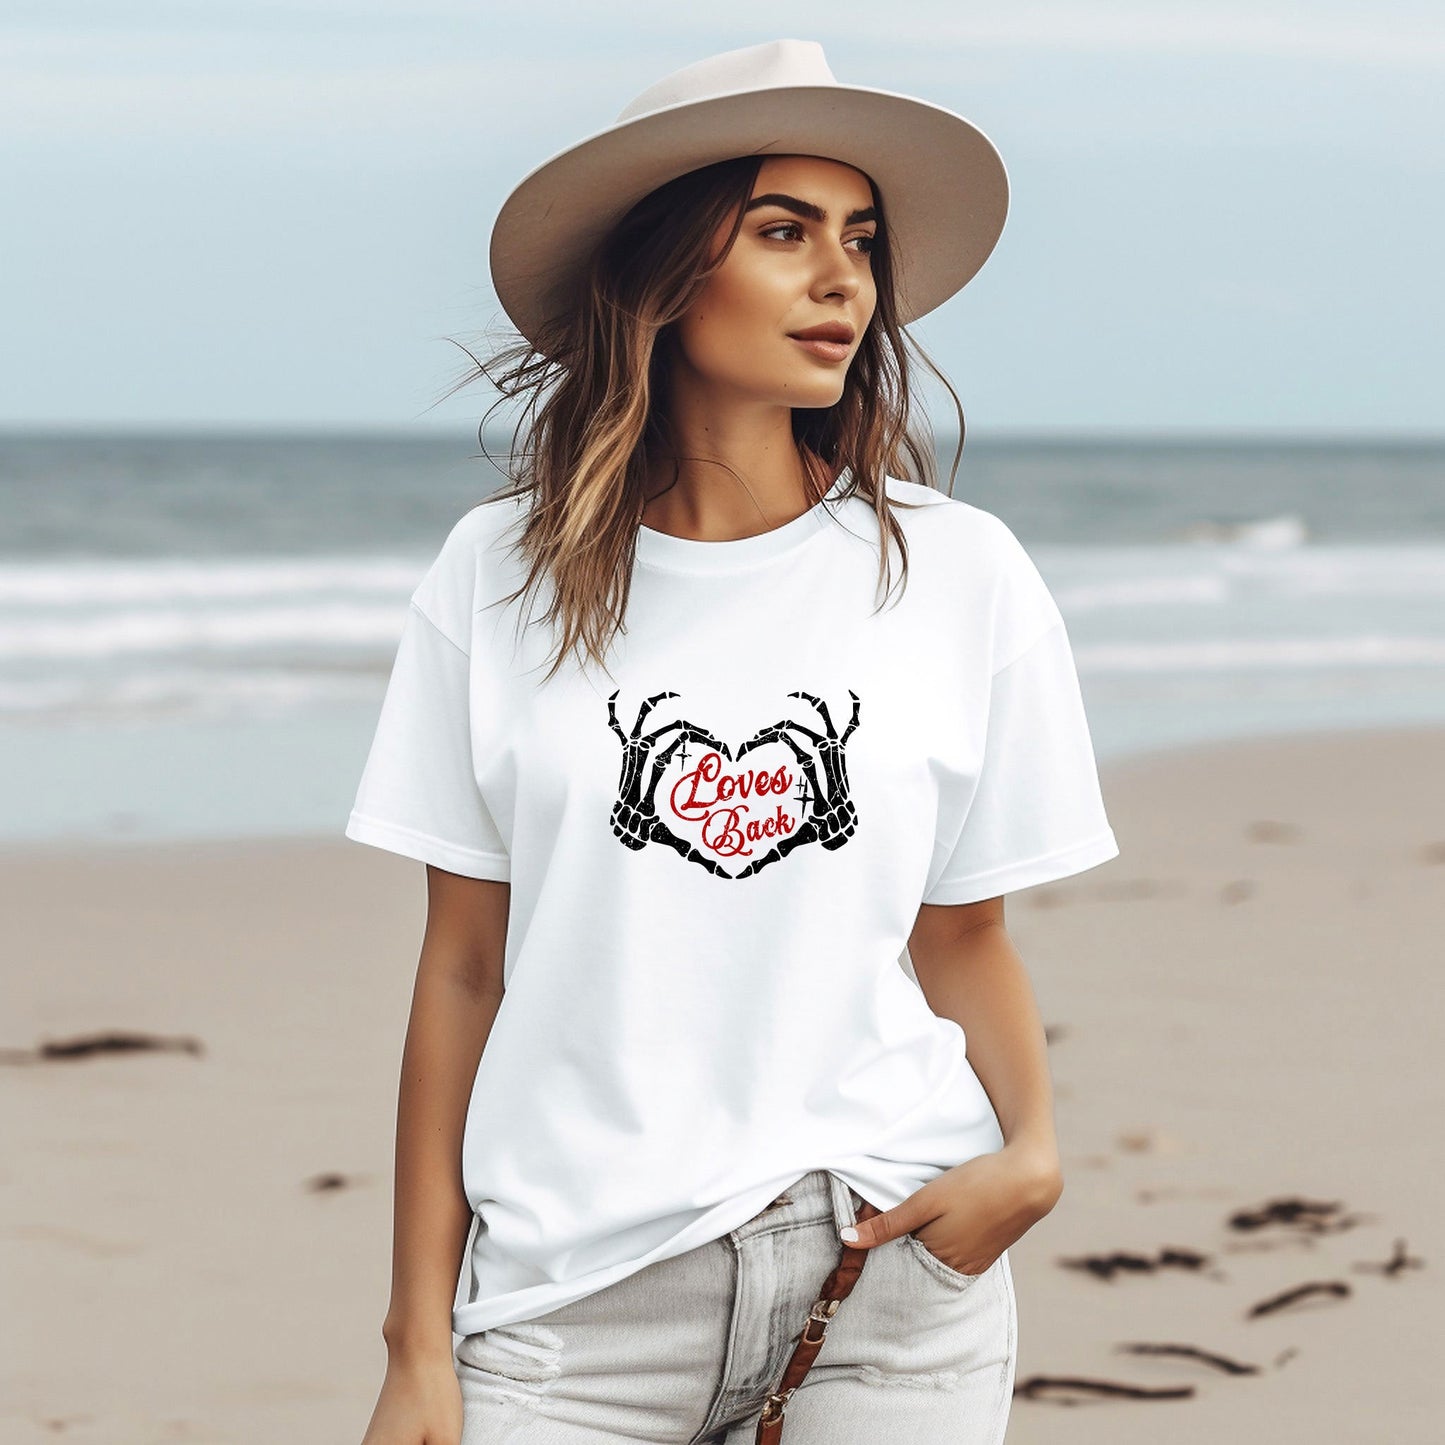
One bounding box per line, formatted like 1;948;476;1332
434;154;967;684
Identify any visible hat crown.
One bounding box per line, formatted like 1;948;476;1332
615;38;837;124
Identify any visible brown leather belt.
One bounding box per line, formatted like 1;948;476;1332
754;1198;882;1444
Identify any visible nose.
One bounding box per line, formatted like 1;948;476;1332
811;240;863;304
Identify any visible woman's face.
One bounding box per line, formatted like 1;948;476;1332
668;154;879;411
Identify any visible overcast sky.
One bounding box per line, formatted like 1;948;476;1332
3;1;1441;435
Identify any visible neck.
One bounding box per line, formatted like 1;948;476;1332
641;420;831;545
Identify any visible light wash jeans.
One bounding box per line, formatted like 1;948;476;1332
455;1167;1018;1443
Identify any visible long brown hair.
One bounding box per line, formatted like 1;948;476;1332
434;154;967;684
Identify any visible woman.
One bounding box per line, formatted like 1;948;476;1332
349;39;1119;1445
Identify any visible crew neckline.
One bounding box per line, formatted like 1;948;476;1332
634;467;852;575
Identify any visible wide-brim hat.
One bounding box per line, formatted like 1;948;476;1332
489;38;1009;356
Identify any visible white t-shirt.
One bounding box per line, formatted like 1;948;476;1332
346;470;1119;1336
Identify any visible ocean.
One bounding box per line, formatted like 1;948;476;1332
4;430;1443;846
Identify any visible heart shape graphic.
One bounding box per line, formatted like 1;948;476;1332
662;735;809;879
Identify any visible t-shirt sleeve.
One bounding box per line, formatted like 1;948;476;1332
344;596;511;882
922;518;1118;906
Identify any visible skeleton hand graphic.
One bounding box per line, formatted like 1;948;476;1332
607;689;733;877
730;689;861;878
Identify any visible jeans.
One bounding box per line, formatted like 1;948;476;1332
455;1167;1018;1443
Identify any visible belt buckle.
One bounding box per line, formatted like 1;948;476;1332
759;1386;795;1423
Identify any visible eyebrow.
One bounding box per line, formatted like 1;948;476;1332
744;192;878;226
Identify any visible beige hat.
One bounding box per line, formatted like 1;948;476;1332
488;38;1009;354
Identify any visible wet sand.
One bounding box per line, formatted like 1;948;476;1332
3;725;1442;1442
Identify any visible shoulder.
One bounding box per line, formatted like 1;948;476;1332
410;487;530;650
880;475;1035;570
879;475;1063;668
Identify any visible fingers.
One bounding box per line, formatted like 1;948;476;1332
840;1199;916;1248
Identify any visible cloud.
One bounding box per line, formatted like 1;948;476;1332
2;2;1440;146
7;0;1442;58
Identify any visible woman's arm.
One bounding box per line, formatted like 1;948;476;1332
832;896;1066;1268
907;896;1063;1191
381;865;510;1364
826;890;1063;1265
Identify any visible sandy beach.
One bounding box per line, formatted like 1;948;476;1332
3;724;1441;1443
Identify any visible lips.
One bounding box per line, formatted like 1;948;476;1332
788;322;855;344
789;333;853;363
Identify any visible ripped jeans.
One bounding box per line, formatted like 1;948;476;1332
455;1167;1018;1443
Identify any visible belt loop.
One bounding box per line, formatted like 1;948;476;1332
825;1171;858;1235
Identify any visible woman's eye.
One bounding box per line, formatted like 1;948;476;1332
761;222;876;255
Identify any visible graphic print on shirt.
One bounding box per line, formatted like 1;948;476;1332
607;688;861;879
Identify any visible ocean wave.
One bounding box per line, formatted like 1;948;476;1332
1050;545;1445;611
0;555;427;605
1075;635;1445;670
0;666;387;721
0;603;409;658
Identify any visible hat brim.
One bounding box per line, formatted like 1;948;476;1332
488;82;1009;352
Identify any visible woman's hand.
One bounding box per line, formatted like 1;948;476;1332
839;1143;1063;1276
359;1349;464;1445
